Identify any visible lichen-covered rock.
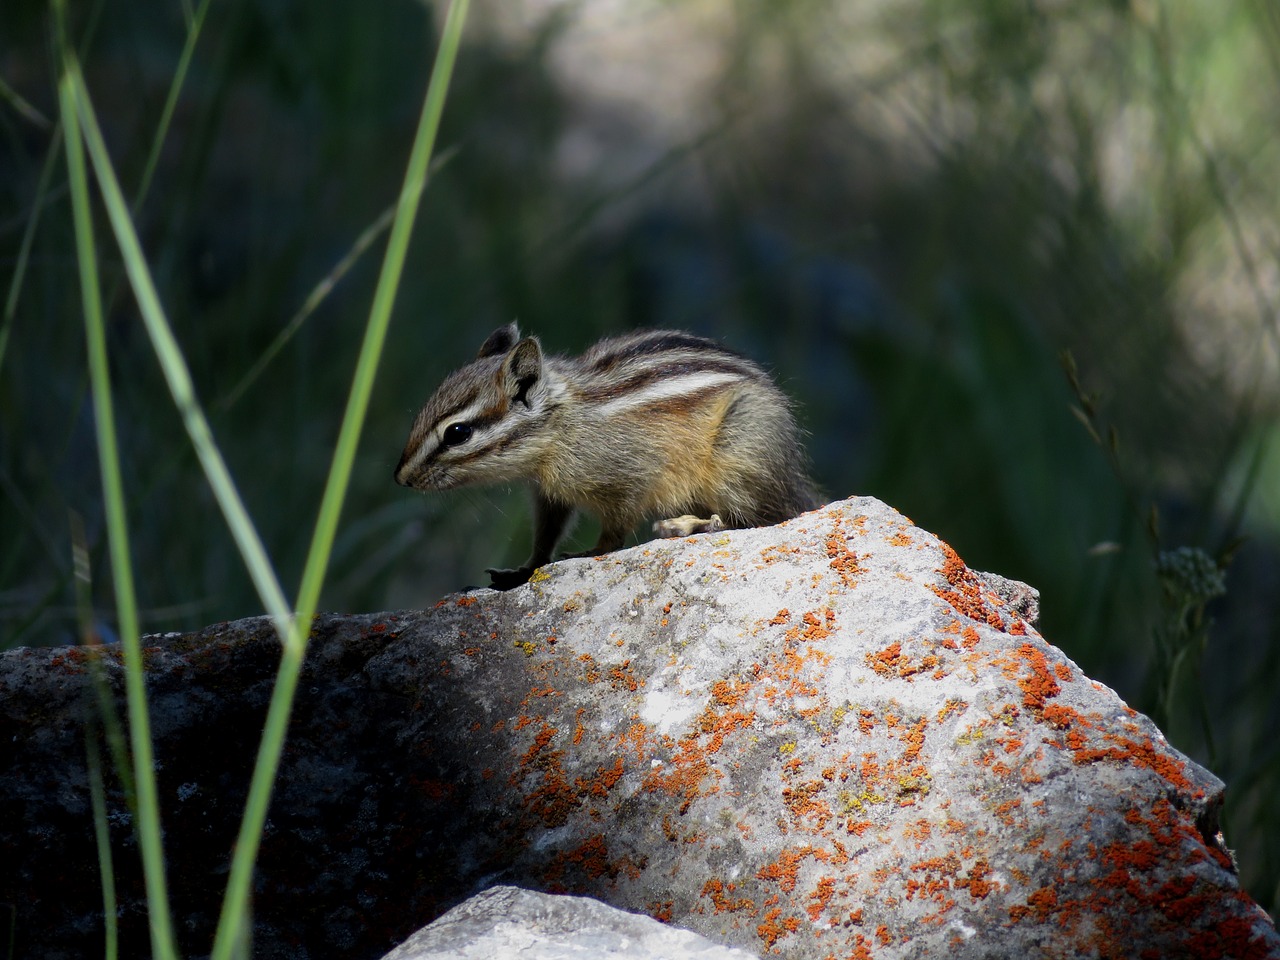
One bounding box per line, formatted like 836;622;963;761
0;497;1275;960
382;885;761;959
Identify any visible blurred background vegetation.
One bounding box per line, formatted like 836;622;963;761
3;0;1278;914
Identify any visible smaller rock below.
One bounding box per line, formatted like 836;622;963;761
380;886;761;960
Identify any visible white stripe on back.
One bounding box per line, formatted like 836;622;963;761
592;370;745;418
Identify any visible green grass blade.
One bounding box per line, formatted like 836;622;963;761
216;202;397;411
66;59;296;649
86;715;120;960
210;2;472;955
57;30;179;960
71;510;138;812
0;73;51;129
132;0;211;214
295;0;471;618
72;514;119;960
1;123;63;378
216;146;456;413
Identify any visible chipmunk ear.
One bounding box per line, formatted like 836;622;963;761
476;322;520;359
501;336;543;408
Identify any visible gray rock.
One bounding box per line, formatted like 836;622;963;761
1;496;1276;960
382;885;759;959
974;570;1040;626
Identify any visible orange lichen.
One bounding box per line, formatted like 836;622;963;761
519;725;558;766
608;660;642;692
640;687;755;816
648;901;674;924
901;719;927;763
1071;735;1192;792
1007;643;1061;715
994;799;1022;822
958;859;997;899
800;609;837;641
1040;704;1077;730
996;734;1025;755
711;678;749;708
523;769;576;827
930;543;1008;630
757;908;801;950
1000;644;1196;795
868;642;904;677
574;757;624;798
757;845;828;893
807;876;838;921
911;854;960;876
760;543;803;566
1009;886;1059;923
826;529;865;587
702;878;756;914
783;781;835;829
543;833;642;887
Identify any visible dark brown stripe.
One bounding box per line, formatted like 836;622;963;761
586;332;748;373
577;357;757;403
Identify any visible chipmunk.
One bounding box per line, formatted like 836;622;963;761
394;323;821;589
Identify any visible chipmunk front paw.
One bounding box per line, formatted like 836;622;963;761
653;514;726;538
485;565;536;590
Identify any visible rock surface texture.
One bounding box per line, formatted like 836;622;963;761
1;497;1276;959
382;885;761;959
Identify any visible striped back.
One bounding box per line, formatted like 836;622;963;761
572;331;772;419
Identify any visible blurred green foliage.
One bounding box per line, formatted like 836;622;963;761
3;0;1278;913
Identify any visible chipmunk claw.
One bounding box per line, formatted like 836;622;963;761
485;565;536;590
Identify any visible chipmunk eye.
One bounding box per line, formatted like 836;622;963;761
442;423;472;446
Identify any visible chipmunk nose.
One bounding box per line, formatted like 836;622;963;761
393;451;413;487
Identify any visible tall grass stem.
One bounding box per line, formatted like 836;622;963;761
66;59;297;649
73;513;119;960
0;125;63;377
131;0;212;214
57;17;179;959
209;2;472;955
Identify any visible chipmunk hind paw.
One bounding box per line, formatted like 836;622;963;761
652;514;726;538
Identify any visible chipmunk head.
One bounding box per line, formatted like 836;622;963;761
394;323;557;491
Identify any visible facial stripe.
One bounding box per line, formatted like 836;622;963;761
397;396;494;482
438;398;496;430
435;400;556;467
396;428;441;481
